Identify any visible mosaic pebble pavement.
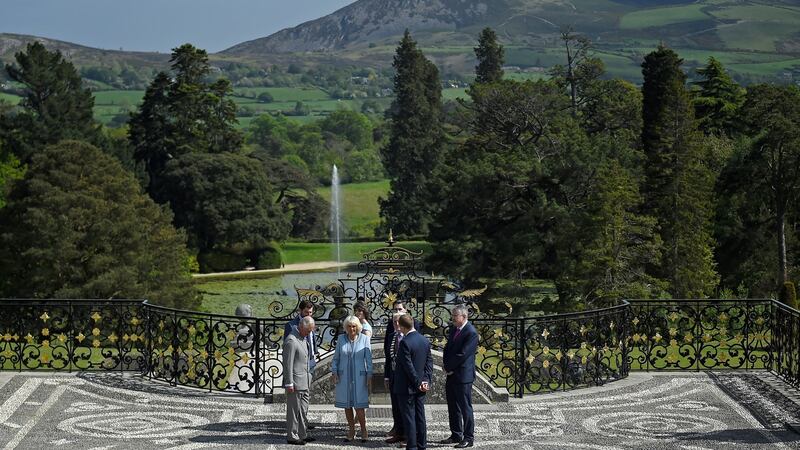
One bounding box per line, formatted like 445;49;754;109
1;371;799;449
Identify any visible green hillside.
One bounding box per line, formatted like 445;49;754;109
317;179;389;237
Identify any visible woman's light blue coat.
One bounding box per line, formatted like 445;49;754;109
332;333;373;408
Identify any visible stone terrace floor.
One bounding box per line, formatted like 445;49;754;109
1;371;800;449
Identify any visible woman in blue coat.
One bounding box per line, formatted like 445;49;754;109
332;315;373;442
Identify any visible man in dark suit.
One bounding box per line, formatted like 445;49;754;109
440;305;478;448
384;299;421;352
392;313;433;450
384;312;406;444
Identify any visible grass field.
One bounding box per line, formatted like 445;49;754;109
317;179;388;236
232;86;330;102
0;92;22;105
619;4;710;29
716;21;798;52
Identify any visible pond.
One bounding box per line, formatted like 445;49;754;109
196;269;563;318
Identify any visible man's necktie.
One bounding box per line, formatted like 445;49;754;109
453;327;462;341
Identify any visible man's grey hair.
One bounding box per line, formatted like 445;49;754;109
453;305;469;317
392;312;405;322
299;315;315;330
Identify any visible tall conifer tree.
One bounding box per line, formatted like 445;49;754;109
474;28;504;84
0;42;100;162
379;30;444;235
641;45;718;297
693;57;744;137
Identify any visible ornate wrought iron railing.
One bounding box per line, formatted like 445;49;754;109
2;297;800;398
772;301;800;388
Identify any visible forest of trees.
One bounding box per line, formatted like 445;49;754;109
1;27;800;309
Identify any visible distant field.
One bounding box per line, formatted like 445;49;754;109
317;179;389;237
442;88;468;100
91;90;144;125
505;72;549;82
93;90;145;105
619;4;710;29
716;21;797;52
0;92;21;105
232;86;330;102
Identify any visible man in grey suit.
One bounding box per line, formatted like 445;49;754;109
284;315;316;445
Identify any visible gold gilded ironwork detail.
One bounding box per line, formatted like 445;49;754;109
91;312;102;322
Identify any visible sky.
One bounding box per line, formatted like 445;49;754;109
0;0;354;53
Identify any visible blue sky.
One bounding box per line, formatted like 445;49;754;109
0;0;354;53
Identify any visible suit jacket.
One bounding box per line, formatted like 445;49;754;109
391;330;433;395
283;330;311;390
443;321;478;384
284;316;317;373
383;330;402;381
384;317;420;355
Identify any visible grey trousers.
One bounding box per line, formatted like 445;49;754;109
286;389;309;441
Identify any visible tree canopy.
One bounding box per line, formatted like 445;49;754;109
0;140;198;309
157;152;291;252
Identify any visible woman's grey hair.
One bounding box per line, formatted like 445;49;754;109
342;315;363;334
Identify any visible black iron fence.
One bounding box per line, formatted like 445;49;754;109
6;297;798;398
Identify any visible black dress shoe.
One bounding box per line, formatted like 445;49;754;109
303;437;316;442
455;440;474;448
287;438;306;445
438;437;460;444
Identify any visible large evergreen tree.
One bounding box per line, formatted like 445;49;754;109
474;28;504;84
379;30;444;235
557;161;665;305
0;140;198;308
0;42;100;162
641;45;718;297
129;44;242;194
693;57;745;137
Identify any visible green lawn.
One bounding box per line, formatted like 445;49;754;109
619;4;710;29
317;179;389;236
